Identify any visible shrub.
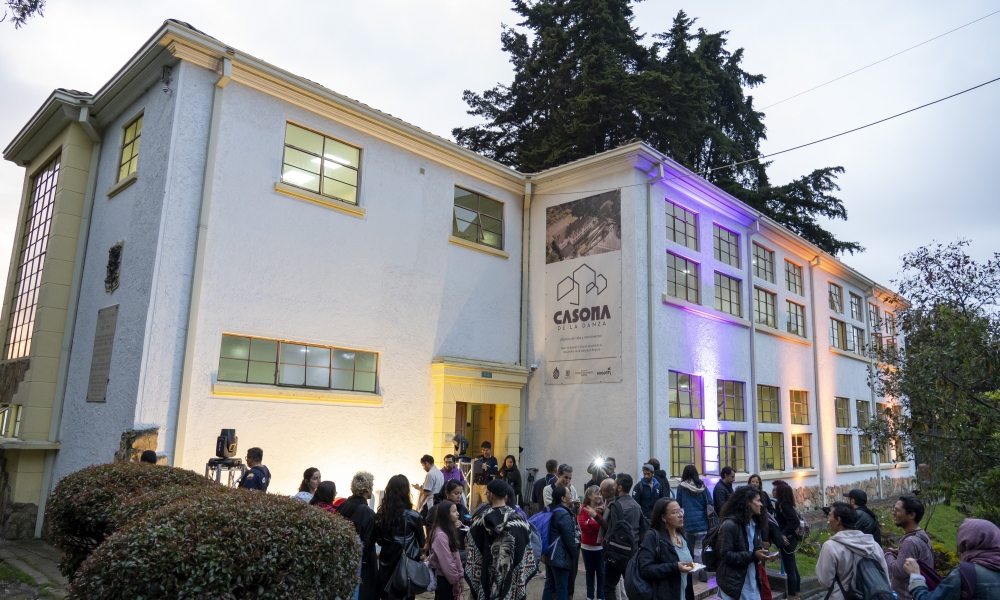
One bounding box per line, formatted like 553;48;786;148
70;489;361;599
47;462;211;578
932;541;959;576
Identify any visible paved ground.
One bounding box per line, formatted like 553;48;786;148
0;539;68;599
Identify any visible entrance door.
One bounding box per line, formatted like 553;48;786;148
456;402;495;456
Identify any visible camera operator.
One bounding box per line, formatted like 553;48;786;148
472;441;499;508
238;447;271;492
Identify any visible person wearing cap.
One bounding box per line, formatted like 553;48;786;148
467;479;538;600
845;489;882;544
632;464;664;520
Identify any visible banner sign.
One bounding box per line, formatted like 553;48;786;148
544;190;622;385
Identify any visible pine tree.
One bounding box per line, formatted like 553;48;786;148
454;1;863;255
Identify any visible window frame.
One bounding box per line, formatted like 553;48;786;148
713;224;740;268
717;379;746;422
752;243;775;283
789;390;810;425
758;431;785;471
670;429;703;477
665;201;698;251
667;252;700;304
118;113;143;182
669;371;704;419
791;433;813;469
704;430;747;475
830;318;848;350
835;397;851;428
453;186;505;250
849;293;863;321
836;434;854;466
785;260;803;295
714;271;742;317
829;282;844;313
281;121;362;206
754;287;777;328
757;384;781;423
787;300;806;337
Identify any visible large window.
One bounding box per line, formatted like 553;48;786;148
837;434;854;466
669;371;703;418
785;260;803;295
790;390;810;425
757;384;781;423
830;318;848;350
859;436;874;464
5;156;60;360
759;432;785;471
118;115;143;181
753;243;775;283
856;400;871;427
885;311;897;336
835;397;851;428
705;431;747;474
791;433;813;468
868;303;881;330
717;379;745;421
787;301;806;337
714;272;742;317
754;287;776;327
666;201;698;250
281;122;361;204
850;293;863;321
667;253;700;303
829;282;844;313
713;225;740;267
670;429;702;477
218;334;378;393
453;187;504;249
848;326;866;356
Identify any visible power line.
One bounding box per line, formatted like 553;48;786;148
759;8;1000;110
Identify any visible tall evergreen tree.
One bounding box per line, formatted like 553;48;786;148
454;1;862;255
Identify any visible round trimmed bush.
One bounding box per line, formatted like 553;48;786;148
70;488;362;599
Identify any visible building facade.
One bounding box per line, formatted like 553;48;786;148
0;21;910;538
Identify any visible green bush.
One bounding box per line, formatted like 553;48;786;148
932;541;959;576
70;489;361;599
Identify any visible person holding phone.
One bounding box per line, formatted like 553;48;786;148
637;498;697;600
716;486;770;600
579;486;606;600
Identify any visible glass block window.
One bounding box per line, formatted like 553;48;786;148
282;122;361;204
667;253;699;303
850;293;863;321
857;400;871;427
829;282;844;313
758;432;785;471
859;436;874;464
752;243;775;283
830;318;848;350
5;155;60;360
714;272;742;317
670;429;702;477
849;326;866;356
717;379;745;421
787;301;806;337
835;397;851;428
837;434;854;466
218;334;377;393
705;431;747;475
453;187;504;249
791;433;813;468
754;287;776;327
669;371;703;418
790;390;810;425
713;225;740;267
118;115;143;181
666;201;698;250
785;260;803;295
757;384;781;423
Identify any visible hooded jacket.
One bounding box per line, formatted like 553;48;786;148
816;529;889;600
675;481;711;532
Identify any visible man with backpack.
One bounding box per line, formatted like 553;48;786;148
603;473;645;600
884;496;934;600
846;489;883;545
816;502;892;600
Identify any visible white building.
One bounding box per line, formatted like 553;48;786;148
0;21;910;538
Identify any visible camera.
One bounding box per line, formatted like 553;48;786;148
216;429;237;458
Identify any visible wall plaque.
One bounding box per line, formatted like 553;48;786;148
86;305;119;403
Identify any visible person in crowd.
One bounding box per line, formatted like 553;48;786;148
505;483;528;519
603;473;643;600
414;455;445;513
845;489;883;544
466;479;538;600
309;481;338;513
713;467;736;516
585;460;610;490
772;480;801;600
238;447;270;492
647;459;671;499
748;474;773;515
473;442;499;508
543;464;579;508
675;465;712;568
532;459;559;513
441;454;467;489
816;501;888;600
376;474;426;600
291;467;321;503
427;480;470;528
637;498;697;600
337;471;378;600
139;450;157;464
543;485;581;600
904;518;1000;600
632;463;664;520
716;485;769;600
605;458;617;480
499;455;523;506
579;485;606;600
884;496;934;600
427;499;464;600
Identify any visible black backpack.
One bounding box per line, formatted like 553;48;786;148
700;521;724;571
824;553;893;600
604;501;640;564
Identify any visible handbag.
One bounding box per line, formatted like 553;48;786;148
387;553;432;598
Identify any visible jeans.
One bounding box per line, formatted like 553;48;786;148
685;531;708;563
582;549;605;600
781;548;801;595
603;556;627;600
543;565;571;600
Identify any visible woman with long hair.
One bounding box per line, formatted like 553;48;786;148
427;500;464;600
309;481;337;513
637;498;697;600
747;474;773;515
376;474;426;600
716;486;769;600
675;465;712;572
292;467;321;503
772;480;801;600
579;485;606;600
499;455;523;506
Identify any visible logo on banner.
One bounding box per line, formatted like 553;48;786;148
552;367;560;380
556;263;607;305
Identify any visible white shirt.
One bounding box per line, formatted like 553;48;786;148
423;465;445;508
543;482;578;508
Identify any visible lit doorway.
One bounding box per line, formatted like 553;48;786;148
455;402;495;455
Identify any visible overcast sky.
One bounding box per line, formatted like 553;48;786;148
1;0;998;289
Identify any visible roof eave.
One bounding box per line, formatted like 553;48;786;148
3;89;93;164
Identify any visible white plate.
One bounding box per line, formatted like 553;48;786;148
689;563;707;572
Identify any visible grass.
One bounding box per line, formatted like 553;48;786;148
0;559;36;586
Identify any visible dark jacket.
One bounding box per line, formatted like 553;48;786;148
238;464;271;491
532;474;557;509
652;469;672;498
632;477;664;519
637;529;696;600
912;563;1000;600
675;482;711;532
713;480;734;516
775;501;799;544
715;516;762;600
548;505;579;570
500;466;523;505
338;496;378;600
855;506;882;544
375;508;426;599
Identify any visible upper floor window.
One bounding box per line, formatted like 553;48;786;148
837;434;854;466
785;260;803;295
669;371;703;419
830;318;848;350
856;400;871;427
868;303;880;329
791;433;813;469
754;287;776;328
885;311;897;336
713;225;740;267
704;431;747;475
757;384;781;423
835;397;851;428
790;390;810;425
849;293;863;321
667;253;699;303
717;379;745;421
752;243;775;283
282;123;360;205
666;201;698;250
453;187;504;250
848;325;866;356
714;272;742;317
759;431;785;472
118;115;143;181
787;301;806;337
829;282;844;313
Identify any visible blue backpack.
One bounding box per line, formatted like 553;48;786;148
527;506;565;558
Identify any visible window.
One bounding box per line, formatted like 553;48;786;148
790;390;810;425
670;429;702;477
752;243;775;282
848;326;866;356
713;225;740;267
829;283;844;313
757;384;781;423
856;400;871;427
859;435;874;464
714;272;742;317
0;405;22;438
835;397;851;428
791;433;813;468
717;380;745;421
705;431;747;474
758;432;785;471
868;303;881;330
754;287;776;327
667;253;700;303
118;115;143;181
837;434;854;466
453;187;504;249
850;293;863;321
218;334;378;393
885;311;897;336
669;371;703;418
5;156;60;360
785;260;803;295
282;122;361;204
830;318;848;350
666;201;698;250
787;301;806;337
